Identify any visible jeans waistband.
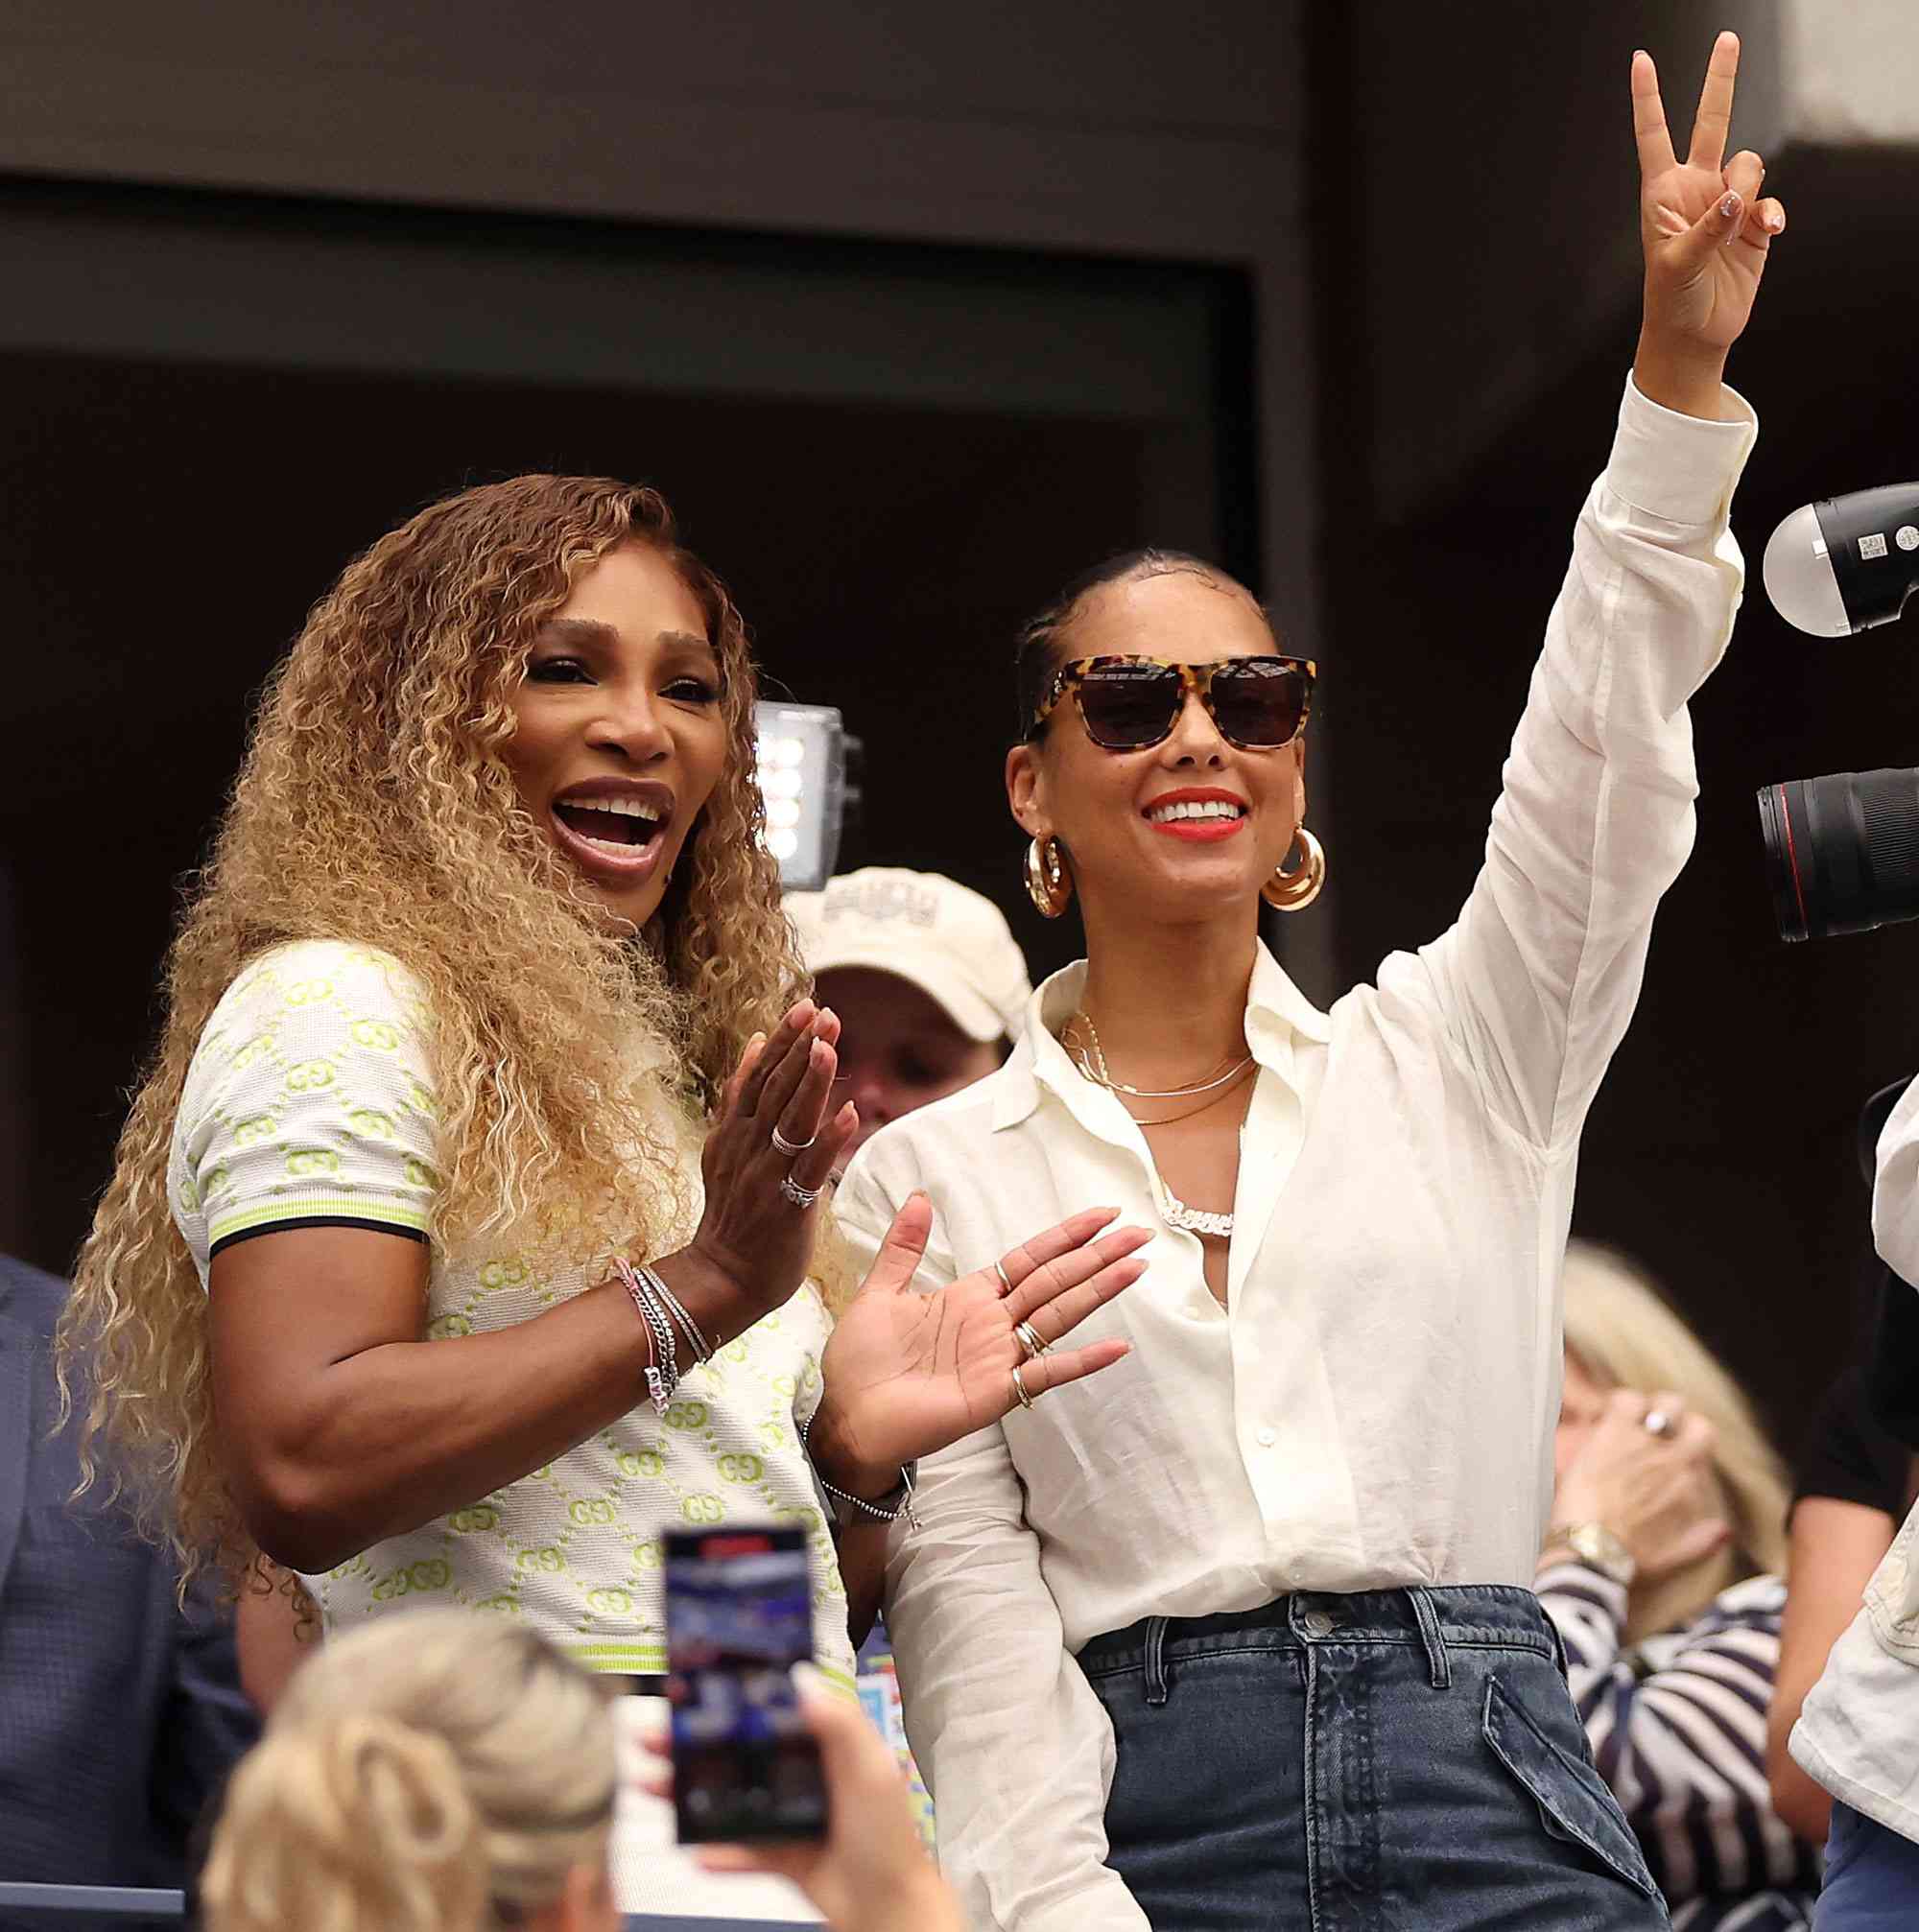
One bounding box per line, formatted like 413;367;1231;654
1078;1584;1557;1702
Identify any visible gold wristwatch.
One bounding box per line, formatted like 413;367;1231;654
1548;1521;1637;1589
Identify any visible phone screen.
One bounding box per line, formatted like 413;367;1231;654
662;1524;828;1843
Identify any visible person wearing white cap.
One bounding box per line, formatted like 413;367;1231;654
787;868;1032;1164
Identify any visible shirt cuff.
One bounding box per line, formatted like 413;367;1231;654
1013;1878;1154;1932
1606;370;1759;527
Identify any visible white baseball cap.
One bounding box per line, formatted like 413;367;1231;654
786;867;1032;1045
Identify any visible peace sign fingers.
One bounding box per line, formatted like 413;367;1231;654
1686;29;1741;175
1630;48;1677;184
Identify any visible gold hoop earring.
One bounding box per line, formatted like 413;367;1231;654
1262;826;1325;912
1024;835;1073;919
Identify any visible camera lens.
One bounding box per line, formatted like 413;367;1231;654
1758;769;1919;941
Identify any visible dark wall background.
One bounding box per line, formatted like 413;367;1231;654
4;0;1915;1450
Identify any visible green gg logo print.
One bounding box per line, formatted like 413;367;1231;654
370;1559;452;1600
567;1498;617;1527
718;1453;765;1485
285;1149;342;1179
679;1494;726;1524
351;1019;402;1051
284;1059;336;1095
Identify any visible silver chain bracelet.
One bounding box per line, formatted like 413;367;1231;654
612;1257;679;1416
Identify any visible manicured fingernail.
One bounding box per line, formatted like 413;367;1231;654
1719;190;1741;224
1765;208;1784;232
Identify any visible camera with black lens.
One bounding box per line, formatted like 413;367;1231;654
1756;486;1919;942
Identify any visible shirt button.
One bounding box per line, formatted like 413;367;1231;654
1300;1610;1335;1639
1254;1426;1277;1448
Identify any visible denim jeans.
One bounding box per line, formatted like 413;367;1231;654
1079;1584;1668;1931
1813;1802;1919;1930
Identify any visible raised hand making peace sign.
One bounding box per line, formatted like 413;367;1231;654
1631;31;1787;419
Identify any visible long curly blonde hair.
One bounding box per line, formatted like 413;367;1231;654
58;475;803;1586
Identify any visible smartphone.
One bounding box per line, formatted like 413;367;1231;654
662;1524;828;1843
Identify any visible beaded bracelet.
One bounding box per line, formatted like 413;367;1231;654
798;1411;920;1530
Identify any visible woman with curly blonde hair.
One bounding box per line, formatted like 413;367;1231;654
57;473;1146;1912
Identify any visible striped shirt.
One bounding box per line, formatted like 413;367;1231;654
1538;1562;1819;1931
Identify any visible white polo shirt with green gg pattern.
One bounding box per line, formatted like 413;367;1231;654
169;938;855;1688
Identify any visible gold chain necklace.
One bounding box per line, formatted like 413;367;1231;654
1067;1011;1253;1100
1062;1010;1249;1237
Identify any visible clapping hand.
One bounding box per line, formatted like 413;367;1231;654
687;1001;857;1331
807;1198;1147;1494
1631;31;1787;416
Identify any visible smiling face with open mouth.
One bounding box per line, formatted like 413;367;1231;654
503;541;731;931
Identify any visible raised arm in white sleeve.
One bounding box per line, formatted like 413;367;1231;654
1414;374;1757;1152
834;1156;1151;1932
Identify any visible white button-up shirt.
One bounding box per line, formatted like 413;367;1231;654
835;374;1756;1932
1790;1085;1919;1844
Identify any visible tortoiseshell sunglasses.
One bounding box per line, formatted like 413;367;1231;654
1031;653;1317;752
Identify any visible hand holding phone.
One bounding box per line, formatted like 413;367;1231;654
663;1526;827;1844
641;1660;963;1932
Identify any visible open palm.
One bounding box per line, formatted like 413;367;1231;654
1634;32;1785;358
814;1198;1147;1479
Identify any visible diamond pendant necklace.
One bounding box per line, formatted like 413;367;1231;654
1063;1009;1245;1238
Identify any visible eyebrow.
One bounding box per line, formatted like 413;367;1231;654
533;617;718;660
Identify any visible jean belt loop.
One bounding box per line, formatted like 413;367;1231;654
1409;1587;1452;1690
1143;1615;1171;1708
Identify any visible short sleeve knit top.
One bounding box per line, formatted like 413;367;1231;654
169;938;855;1687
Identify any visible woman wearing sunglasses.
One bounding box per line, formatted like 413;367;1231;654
834;35;1785;1932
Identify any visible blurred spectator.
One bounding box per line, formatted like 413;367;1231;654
787;867;1030;1164
1768;1362;1912;1847
205;1609;963;1932
0;1252;257;1915
201;1609;617;1932
1536;1240;1819;1930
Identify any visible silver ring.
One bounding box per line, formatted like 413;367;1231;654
993;1260;1016;1299
1643;1407;1675;1438
779;1173;824;1211
1010;1362;1038;1410
770;1124;816;1158
1014;1320;1049;1362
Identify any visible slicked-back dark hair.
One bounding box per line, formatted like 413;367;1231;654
1013;548;1269;740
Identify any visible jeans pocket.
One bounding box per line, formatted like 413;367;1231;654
1481;1672;1660;1900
